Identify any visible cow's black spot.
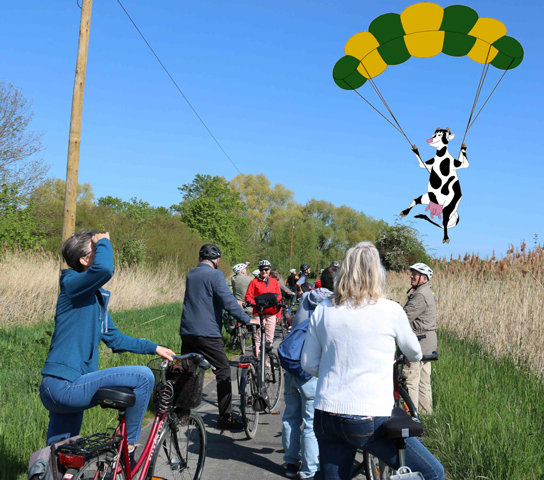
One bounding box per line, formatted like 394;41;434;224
454;159;462;168
437;147;447;157
415;195;423;205
430;169;442;189
429;192;438;204
440;158;450;176
440;177;454;195
425;158;435;165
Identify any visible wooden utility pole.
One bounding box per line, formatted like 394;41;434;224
61;0;93;258
289;222;295;271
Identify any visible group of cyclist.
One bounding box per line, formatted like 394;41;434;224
38;230;443;479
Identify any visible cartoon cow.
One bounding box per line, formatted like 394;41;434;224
400;128;469;244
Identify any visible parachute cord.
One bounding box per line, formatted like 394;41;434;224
350;88;403;134
345;78;404;133
467;57;515;132
461;47;492;146
357;63;414;148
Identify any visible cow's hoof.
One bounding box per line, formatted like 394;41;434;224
443;238;450;244
399;210;409;218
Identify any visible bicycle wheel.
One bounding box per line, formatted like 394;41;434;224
150;411;207;480
265;352;283;410
239;326;247;355
239;366;259;439
70;452;126;480
362;388;417;480
280;316;289;339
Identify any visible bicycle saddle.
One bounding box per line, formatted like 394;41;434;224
382;407;423;439
95;387;136;410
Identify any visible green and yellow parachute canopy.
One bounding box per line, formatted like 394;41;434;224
333;2;524;90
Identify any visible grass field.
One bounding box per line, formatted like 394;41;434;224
0;303;183;480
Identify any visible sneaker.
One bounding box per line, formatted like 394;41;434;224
217;414;244;430
128;446;137;470
285;463;300;478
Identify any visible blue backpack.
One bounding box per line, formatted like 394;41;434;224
277;318;312;380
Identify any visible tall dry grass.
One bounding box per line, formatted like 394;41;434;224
385;240;544;375
0;250;186;328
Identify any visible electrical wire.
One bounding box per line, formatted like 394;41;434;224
116;0;243;175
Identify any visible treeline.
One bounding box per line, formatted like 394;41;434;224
1;173;430;277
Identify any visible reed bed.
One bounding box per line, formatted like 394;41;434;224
385;240;544;376
0;250;186;328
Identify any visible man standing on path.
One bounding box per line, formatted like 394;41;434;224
180;244;251;430
403;262;437;415
296;264;311;296
231;262;253;316
282;265;339;480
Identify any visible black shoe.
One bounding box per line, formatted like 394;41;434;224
285;463;300;478
217;414;244;430
128;447;137;470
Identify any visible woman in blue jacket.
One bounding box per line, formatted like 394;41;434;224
40;231;175;452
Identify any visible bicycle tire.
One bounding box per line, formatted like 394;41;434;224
265;352;283;410
69;451;126;480
239;366;259;439
280;316;289;339
149;410;207;480
239;327;247;355
361;388;418;480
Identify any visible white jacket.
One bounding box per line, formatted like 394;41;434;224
301;297;422;417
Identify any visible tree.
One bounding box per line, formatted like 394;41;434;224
172;174;250;260
0;182;43;251
0;81;47;193
229;173;296;255
375;220;431;272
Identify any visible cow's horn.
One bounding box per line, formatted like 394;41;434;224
446;127;451;135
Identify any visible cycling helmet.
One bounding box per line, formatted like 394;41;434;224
331;261;340;267
409;263;433;280
300;264;311;272
252;269;260;277
199;244;221;260
232;263;247;274
258;260;271;268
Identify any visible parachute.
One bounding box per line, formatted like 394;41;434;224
333;2;524;91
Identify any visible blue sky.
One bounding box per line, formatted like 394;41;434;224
2;0;542;259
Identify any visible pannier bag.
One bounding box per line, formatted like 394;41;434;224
28;434;81;480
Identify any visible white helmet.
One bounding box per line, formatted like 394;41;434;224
409;263;433;280
258;260;271;268
252;269;260;277
232;263;247;274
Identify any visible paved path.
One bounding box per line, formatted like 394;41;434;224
139;332;311;480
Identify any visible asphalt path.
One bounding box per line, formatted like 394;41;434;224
138;329;314;480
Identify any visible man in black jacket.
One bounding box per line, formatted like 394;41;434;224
180;244;251;429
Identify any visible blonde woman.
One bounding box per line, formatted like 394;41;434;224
301;241;444;480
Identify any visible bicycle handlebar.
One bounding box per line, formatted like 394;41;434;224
166;353;215;371
395;351;439;365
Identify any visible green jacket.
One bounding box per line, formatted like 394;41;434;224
403;282;437;355
231;272;253;315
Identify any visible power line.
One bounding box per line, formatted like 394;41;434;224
116;0;243;175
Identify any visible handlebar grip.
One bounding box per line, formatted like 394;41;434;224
421;351;439;362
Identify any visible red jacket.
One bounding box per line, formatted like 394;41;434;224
245;277;282;317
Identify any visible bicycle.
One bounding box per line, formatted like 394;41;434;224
237;293;284;439
223;311;249;354
354;350;439;480
56;353;211;480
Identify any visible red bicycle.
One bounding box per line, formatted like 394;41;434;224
56;353;211;480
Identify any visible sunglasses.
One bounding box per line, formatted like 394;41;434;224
259;267;270;271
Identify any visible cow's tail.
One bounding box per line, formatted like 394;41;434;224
414;213;459;229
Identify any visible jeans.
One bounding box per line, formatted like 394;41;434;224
313;409;445;480
40;366;155;445
282;373;319;478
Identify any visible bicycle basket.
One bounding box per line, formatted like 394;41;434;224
168;357;206;409
223;311;237;336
